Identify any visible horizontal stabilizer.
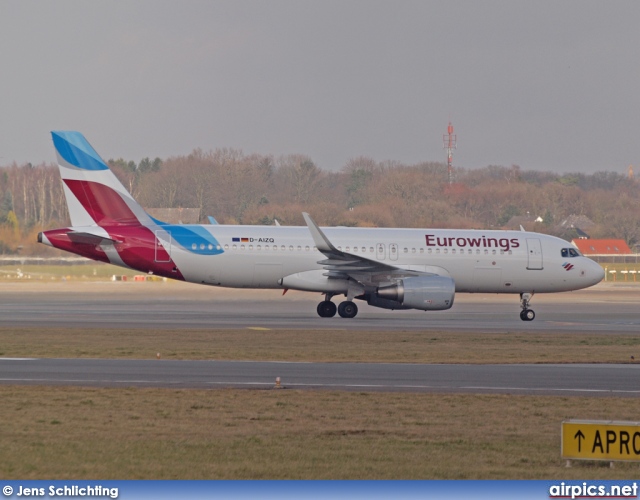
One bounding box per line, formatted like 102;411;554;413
67;231;122;246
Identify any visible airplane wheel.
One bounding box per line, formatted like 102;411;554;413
338;300;358;319
317;300;337;318
520;309;535;321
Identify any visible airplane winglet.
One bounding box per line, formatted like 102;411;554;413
302;212;337;254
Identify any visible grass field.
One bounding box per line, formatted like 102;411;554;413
1;327;640;364
2;386;640;479
0;263;148;281
602;263;640;283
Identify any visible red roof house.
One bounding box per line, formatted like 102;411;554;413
571;239;632;255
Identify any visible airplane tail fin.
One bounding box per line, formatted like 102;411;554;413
52;131;152;228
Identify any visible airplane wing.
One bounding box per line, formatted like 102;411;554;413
302;212;434;287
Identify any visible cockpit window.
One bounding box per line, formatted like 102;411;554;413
561;248;580;258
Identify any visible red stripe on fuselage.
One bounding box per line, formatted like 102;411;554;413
64;179;139;226
104;225;184;280
43;225;185;280
42;228;111;263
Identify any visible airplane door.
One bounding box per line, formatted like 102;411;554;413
526;238;543;270
389;243;398;261
376;243;386;260
155;230;172;263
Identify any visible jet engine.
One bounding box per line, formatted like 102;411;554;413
373;275;455;311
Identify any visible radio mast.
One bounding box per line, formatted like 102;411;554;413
443;122;457;184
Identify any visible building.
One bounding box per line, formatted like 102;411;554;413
571;238;634;264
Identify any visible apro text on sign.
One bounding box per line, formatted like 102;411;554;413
562;420;640;462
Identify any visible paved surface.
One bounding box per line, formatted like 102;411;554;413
1;281;638;396
0;358;639;396
0;281;638;333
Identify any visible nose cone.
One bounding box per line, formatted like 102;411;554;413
587;259;605;285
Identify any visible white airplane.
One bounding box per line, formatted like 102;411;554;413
39;131;604;321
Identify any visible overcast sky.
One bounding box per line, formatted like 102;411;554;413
1;1;639;173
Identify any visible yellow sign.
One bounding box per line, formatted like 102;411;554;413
562;420;640;461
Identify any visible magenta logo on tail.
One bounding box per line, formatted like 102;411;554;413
63;179;139;227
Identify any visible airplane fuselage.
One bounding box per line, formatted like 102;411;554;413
42;223;603;295
39;131;606;321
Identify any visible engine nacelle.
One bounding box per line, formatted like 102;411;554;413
375;275;455;311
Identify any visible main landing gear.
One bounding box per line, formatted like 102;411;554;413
519;292;535;321
317;300;337;318
316;294;358;318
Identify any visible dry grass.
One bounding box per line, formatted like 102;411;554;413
0;327;639;364
1;385;639;479
0;263;142;281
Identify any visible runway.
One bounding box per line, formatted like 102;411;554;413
0;280;638;333
1;357;639;396
1;280;638;396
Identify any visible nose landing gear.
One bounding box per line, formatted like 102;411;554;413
520;292;535;321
